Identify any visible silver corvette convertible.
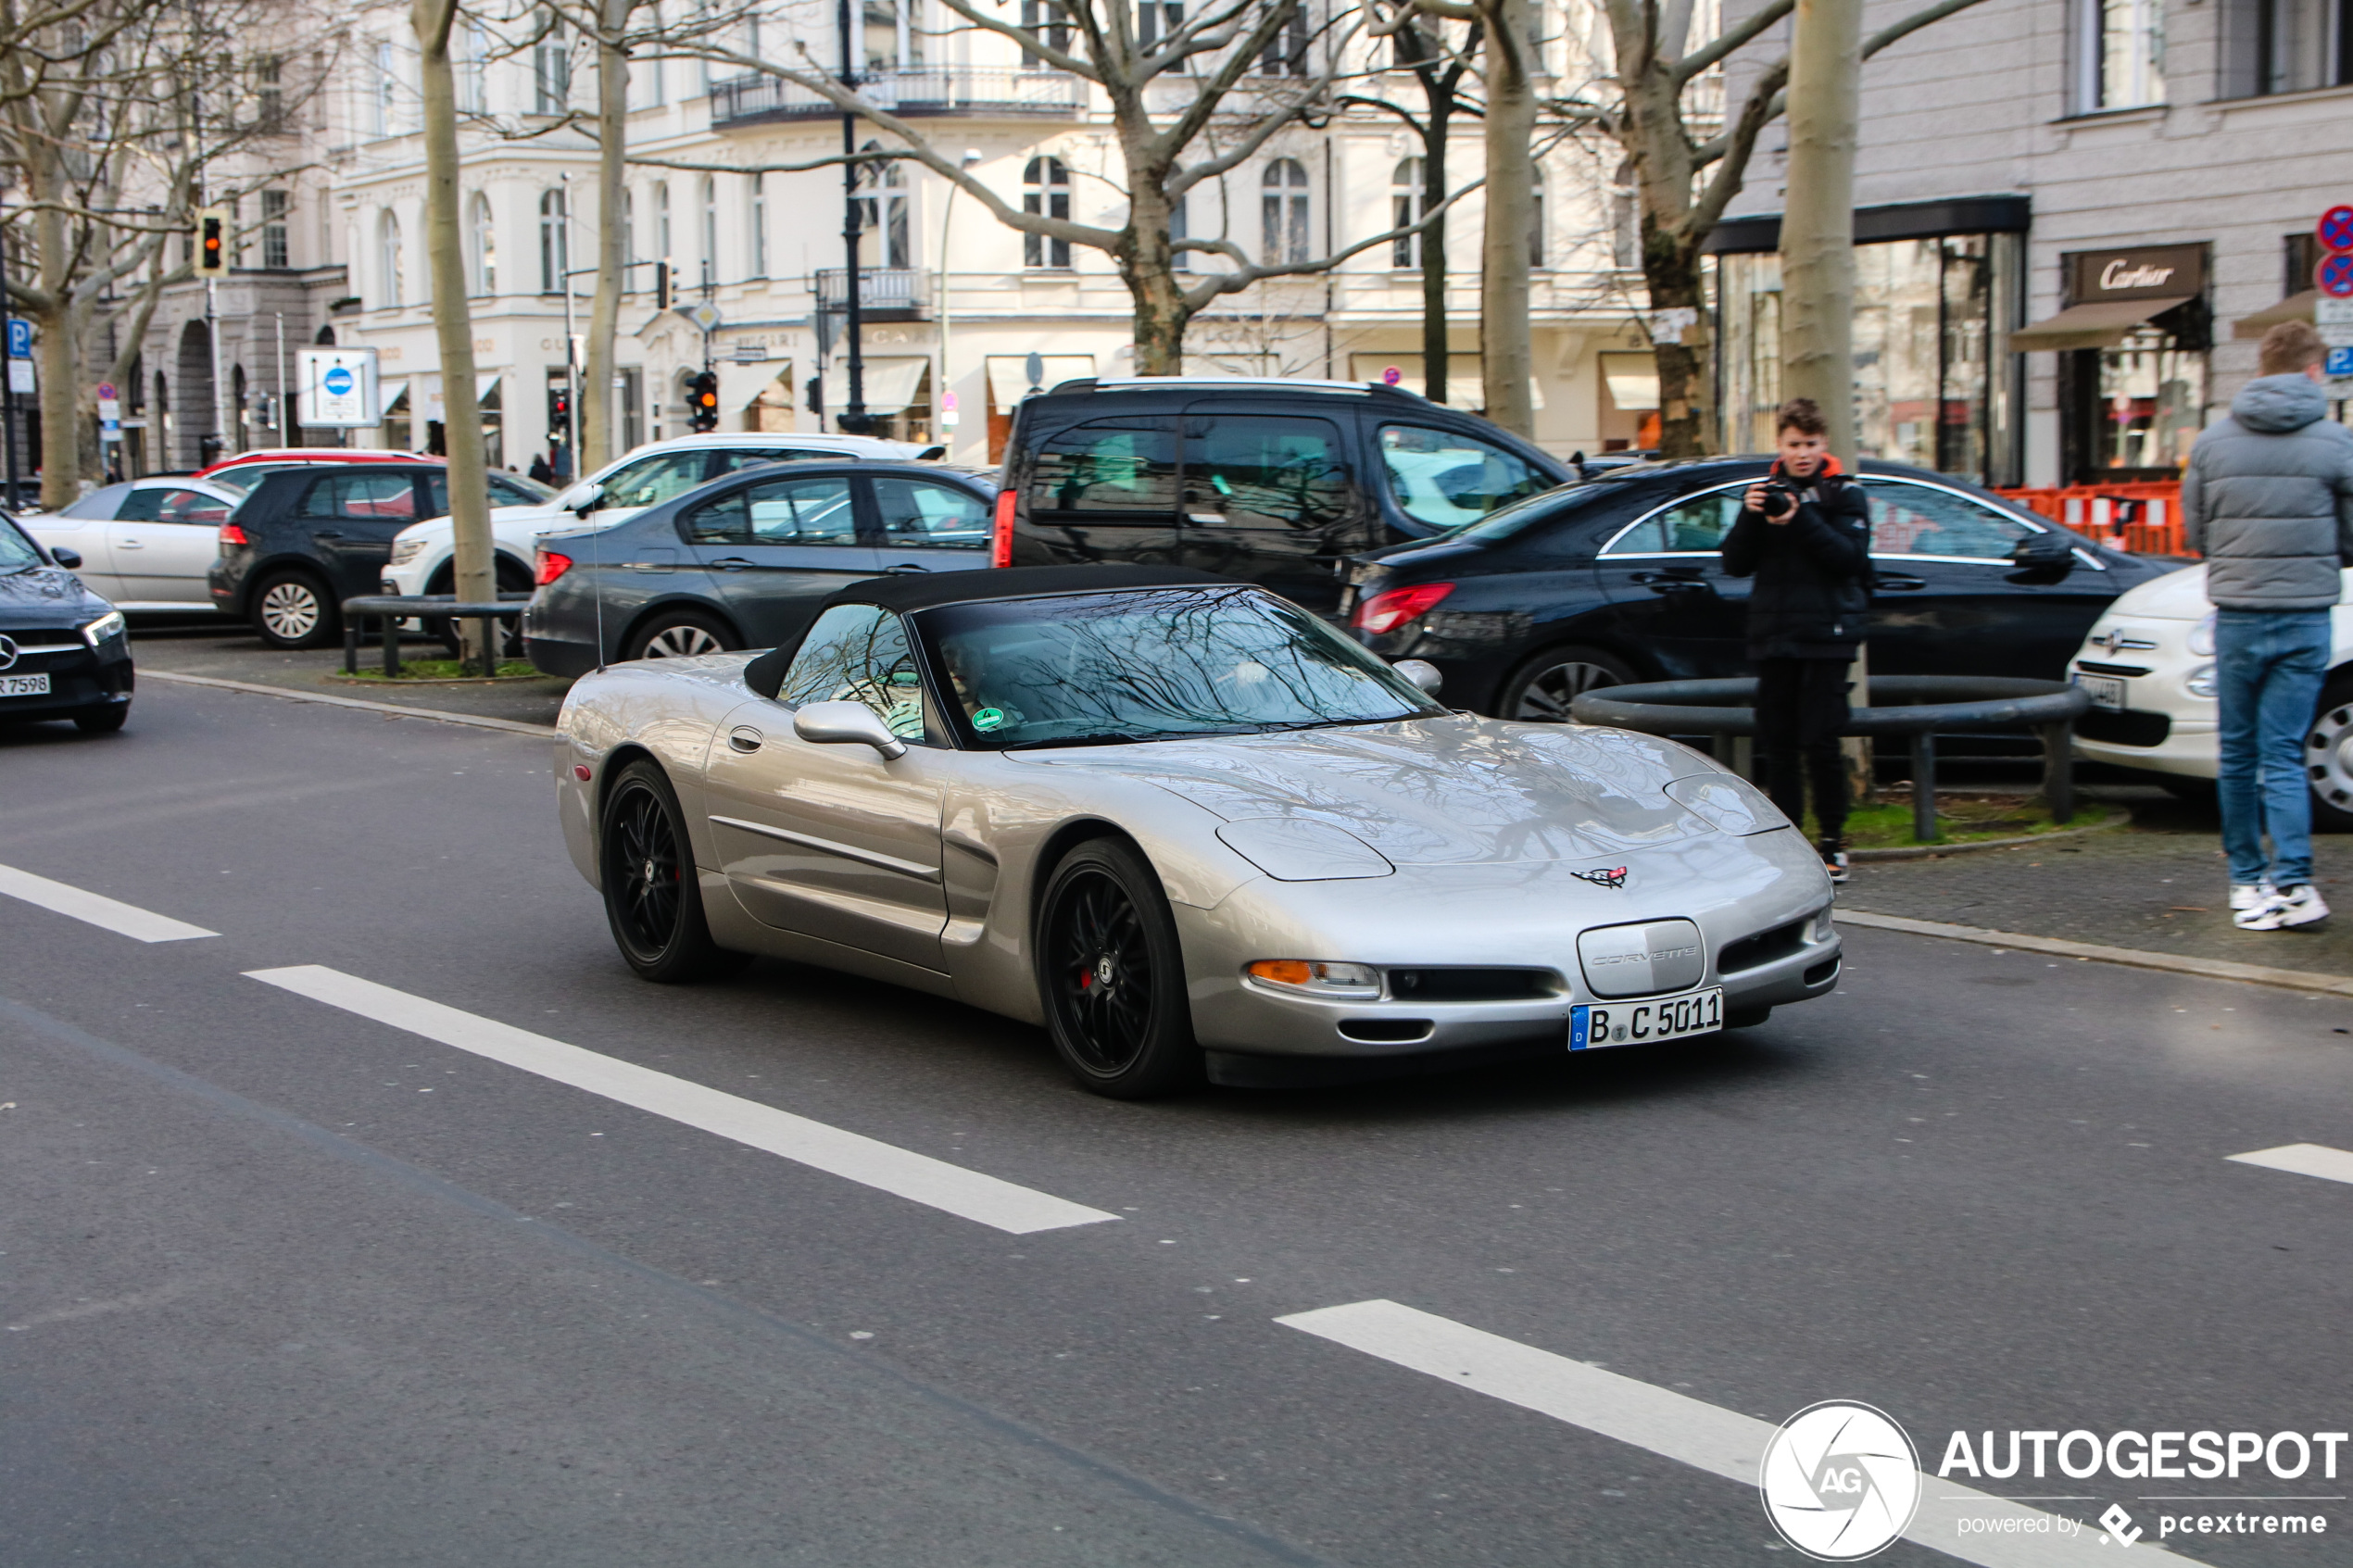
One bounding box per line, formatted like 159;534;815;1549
554;566;1841;1097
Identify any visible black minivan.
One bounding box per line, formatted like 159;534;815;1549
999;377;1575;615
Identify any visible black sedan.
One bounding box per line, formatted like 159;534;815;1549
1344;458;2174;718
524;460;996;676
0;512;133;733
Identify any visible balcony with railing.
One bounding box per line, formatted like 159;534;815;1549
815;267;930;321
711;67;1084;127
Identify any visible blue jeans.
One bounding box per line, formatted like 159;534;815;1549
2214;609;2332;886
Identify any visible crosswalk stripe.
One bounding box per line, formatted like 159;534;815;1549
1275;1299;2211;1567
2228;1144;2353;1186
245;964;1118;1235
0;862;218;943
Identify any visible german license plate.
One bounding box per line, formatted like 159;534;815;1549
2073;672;2124;711
1571;987;1722;1049
0;672;50;697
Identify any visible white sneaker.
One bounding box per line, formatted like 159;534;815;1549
2233;900;2285;931
2272;884;2330;927
2229;883;2273;912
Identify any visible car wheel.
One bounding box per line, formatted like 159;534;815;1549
2306;674;2353;833
252;571;339;649
1499;646;1637;722
71;704;129;734
625;610;737;662
598;759;749;983
1036;837;1202;1098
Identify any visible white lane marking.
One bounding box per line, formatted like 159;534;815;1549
2229;1143;2353;1185
245;965;1116;1235
1275;1300;2211;1567
0;863;218;943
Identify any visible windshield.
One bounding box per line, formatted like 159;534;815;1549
0;516;46;571
916;585;1443;750
1441;482;1605;544
205;466;279;495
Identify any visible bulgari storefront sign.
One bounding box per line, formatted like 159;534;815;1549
2066;244;2208;305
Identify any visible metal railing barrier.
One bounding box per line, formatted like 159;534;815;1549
340;593;531;680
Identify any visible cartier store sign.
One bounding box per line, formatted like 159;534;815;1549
2066;244;2208;304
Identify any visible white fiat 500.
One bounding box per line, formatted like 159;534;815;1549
2068;564;2353;828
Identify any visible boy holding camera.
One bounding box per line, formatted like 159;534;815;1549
1721;397;1875;883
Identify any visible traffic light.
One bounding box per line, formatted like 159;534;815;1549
194;207;230;278
687;370;719;432
655;260;673;311
547;383;571;433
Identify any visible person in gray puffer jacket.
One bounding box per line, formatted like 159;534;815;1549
2182;320;2353;930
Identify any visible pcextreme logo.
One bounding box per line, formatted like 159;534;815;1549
1759;1401;1922;1560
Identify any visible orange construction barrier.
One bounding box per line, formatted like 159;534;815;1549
1994;482;2192;558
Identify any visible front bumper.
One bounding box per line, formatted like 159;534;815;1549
2074;716;2217;779
0;642;133;721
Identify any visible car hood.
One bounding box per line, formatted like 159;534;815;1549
396;505;580;544
1021;715;1729;863
0;565;108;627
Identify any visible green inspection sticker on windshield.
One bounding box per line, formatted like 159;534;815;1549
972;708;1007;732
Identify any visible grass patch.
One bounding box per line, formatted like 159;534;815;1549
1806;791;2120;850
343;659;542;682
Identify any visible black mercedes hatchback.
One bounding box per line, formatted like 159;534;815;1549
1344;457;2176;719
0;511;133;733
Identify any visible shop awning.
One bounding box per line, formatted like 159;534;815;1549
986;355;1096;413
717;360;788;413
2233;289;2318;340
825;356;928;416
2010;296;2196;352
475;371;502;405
1597;352;1660;411
1345;352;1543;410
379;378;410;414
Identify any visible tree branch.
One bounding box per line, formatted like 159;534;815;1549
1672;0;1793;85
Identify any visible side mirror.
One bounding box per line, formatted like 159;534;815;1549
1393;658;1443;696
49;546;82;570
2008;532;2075;580
567;483;605;516
793;699;908;759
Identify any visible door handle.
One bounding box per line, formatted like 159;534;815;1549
882;562;931;574
1875;573;1928;590
711;556;753;571
728;727;762;753
1186;512;1225;525
312;530;345;540
117;538;145;548
1630;571;1706;592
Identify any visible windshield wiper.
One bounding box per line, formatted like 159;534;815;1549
1000;731;1164;751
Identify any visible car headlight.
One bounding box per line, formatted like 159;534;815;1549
1246;960;1383;999
78;609;125;648
1811;907;1835;943
2188;613;2215;657
2185;662;2216;699
389;537;426;566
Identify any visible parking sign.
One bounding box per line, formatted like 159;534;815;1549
2329;346;2353;379
5;319;29;359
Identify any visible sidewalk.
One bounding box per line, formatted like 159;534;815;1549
129;618;573;728
1842;786;2353;979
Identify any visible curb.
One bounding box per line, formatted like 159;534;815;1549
1832;909;2353;998
142;670;559;738
322;673;554;687
1847;812;2127;863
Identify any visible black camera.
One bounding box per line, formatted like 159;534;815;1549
1757;479;1800;517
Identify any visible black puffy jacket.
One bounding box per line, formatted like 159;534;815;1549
1720;465;1874;659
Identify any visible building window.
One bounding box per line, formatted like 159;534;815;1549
1020;0;1070;64
539;188;568;294
1529;164;1545;269
1260;5;1310;73
262;189;290;270
535;25;572;114
856;144;911;270
1024;157;1071;269
749;174;768;278
230;195;246;266
1392;157;1424;269
655;182;671;261
458;23;488;113
699;175;718;284
1170;190;1190;272
2077;0;2166;109
1139;0;1183;45
255;55;284;130
378;209;404;307
1262;157;1310;265
2226;0;2353;94
1610;159;1639;270
625;187;638;269
373;41;395;135
470;193;497;295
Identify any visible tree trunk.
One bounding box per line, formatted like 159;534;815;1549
1780;0;1862;465
1642;223;1715;458
1121;169;1189;375
1420;98;1450;401
581;0;629;473
31;154;77;508
1478;0;1534;436
413;0;493;669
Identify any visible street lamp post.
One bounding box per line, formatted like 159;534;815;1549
935;148;981;456
837;0;866;433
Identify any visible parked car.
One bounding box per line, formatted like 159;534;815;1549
196;447;435;495
2068;563;2353;830
380;433;925;606
997;377;1576;616
1342;457;2175;718
208;463;551;648
17;476;243;611
524;460;995;675
0;511;133;732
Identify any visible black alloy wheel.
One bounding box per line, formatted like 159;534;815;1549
252;571;340;649
1036;838;1201;1098
598;759;749;982
1500;645;1636;722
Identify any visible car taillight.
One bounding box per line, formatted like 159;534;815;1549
218;521;248;547
990;488;1016;569
535;549;573;586
1352;583;1454;635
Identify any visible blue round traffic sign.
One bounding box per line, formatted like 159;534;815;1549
2318;253;2353;298
322;366;355;395
2319;206;2353;254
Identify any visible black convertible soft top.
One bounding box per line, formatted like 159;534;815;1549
743;564;1237;697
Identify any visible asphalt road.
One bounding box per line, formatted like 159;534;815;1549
4;683;2349;1568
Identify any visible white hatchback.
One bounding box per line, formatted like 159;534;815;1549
2068;564;2353;827
380;433;937;599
